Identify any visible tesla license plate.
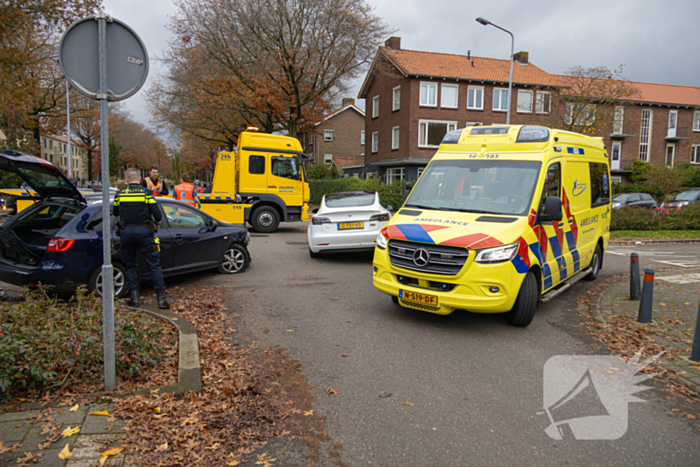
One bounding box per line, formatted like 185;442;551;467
338;222;364;230
399;290;438;306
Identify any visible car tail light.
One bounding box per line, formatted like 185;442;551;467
311;216;331;225
370;213;390;222
46;238;75;252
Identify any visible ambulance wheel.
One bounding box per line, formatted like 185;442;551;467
218;244;249;274
505;271;537;327
584;244;602;281
88;262;128;299
251;206;279;233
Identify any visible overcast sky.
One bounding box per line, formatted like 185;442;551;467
103;0;699;126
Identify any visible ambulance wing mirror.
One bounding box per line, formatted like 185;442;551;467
540;196;563;222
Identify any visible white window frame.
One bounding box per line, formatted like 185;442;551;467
613;106;625;134
392;86;401;111
372;95;379;118
692;145;700;164
417;167;425;178
467;85;484;110
517;90;533;113
441;84;459;109
493;88;508;112
371;131;379;153
419;82;438;107
694;111;700;132
611;176;622;184
391;126;400;150
665;144;675;168
324;154;333;165
360;130;365;145
323;130;334;142
639;109;653;162
535;91;551;114
668;110;678;138
418;120;458;148
386;167;405;184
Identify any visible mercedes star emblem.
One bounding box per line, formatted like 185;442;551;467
413;248;430;267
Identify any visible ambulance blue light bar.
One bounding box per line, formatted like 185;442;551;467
441;129;463;144
517;126;550;143
470;126;510;136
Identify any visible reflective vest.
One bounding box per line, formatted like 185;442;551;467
175;182;197;207
145;176;164;196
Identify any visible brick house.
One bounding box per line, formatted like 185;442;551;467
358;37;700;184
299;98;365;176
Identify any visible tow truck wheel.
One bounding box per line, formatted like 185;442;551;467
251;206;280;233
505;271;537;327
584;244;602;281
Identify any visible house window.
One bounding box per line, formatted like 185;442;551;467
668;110;678;138
611;176;622;184
43;138;47;149
308;133;314;145
324;154;333;165
665;144;675;168
493;88;508;111
392;126;400;150
467;86;484;110
466;122;483;127
352;173;360;178
420;82;437;107
694;111;700;132
323;130;334;142
517;90;533;113
418;120;457;148
386;167;404;184
535;91;551;114
417;167;424;178
49;140;53;150
566;104;596;125
372;95;379;118
441;84;459;109
361;130;365;145
692;145;700;164
371;132;379;153
49;155;53;162
614;106;625;134
393;86;401;111
639;109;653;162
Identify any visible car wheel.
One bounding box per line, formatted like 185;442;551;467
88;262;128;299
251;206;280;233
585;244;602;281
309;247;322;259
218;244;249;274
505;271;538;327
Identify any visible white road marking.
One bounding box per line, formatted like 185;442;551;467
657;273;700;284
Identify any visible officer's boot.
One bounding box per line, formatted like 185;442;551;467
127;290;140;308
157;293;170;310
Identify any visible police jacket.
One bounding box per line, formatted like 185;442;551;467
113;184;162;225
141;176;169;196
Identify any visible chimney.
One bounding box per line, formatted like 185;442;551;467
342;97;355;107
513;51;529;65
384;36;401;51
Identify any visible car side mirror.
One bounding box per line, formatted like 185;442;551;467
539;196;563;222
386;204;394;211
312;208;318;214
210;220;219;232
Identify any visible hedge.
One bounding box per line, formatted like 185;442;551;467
309;179;406;210
610;204;700;231
611;182;665;202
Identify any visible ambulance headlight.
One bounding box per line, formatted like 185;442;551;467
376;232;387;250
474;243;519;264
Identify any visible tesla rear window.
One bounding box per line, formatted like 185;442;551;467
325;193;375;208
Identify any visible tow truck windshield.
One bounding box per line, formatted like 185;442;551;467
406;159;541;216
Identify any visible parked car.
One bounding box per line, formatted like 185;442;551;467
308;191;391;258
661;189;700;209
0;150;251;298
611;192;657;209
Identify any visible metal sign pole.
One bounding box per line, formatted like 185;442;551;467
66;80;72;176
97;12;115;391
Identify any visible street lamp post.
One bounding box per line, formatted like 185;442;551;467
476;17;514;125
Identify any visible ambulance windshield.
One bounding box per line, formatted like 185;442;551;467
406;159;541;216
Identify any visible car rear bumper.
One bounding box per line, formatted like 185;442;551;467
0;259;36;286
308;228;379;253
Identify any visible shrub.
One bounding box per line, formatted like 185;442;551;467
611;182;665;202
610;207;661;231
0;287;169;396
306;163;340;180
309;178;406;209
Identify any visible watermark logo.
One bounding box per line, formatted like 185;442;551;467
540;349;663;440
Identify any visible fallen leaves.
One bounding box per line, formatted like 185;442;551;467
326;387;340;396
98;447;123;465
88;410;110;416
404;401;413;406
286;329;296;333
255;452;277;466
379;392;392;399
69;404;79;412
340;354;349;357
62;426;80;438
58;443;72;460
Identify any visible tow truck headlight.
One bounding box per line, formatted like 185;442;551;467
474;243;519;264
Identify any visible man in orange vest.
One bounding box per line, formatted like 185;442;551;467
141;166;169;197
174;173;201;209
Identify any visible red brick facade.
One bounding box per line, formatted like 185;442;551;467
300;101;365;169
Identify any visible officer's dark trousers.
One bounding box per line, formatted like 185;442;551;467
119;226;166;294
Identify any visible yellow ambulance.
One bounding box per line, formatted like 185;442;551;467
372;125;611;326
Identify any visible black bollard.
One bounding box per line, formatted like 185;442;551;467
691;299;700;363
630;252;641;301
637;267;655;323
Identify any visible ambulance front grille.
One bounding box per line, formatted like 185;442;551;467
388;240;468;275
399;298;442;312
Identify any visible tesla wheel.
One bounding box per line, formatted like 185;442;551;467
88;262;128;299
251;206;280;233
218;244;249;274
309;247;322;259
585;244;602;281
505;271;538;327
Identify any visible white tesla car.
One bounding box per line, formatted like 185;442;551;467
308;191;391;258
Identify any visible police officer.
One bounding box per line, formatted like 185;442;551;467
114;168;170;309
174;173;201;209
141;166;168;197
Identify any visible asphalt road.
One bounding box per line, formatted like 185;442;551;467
191;225;700;466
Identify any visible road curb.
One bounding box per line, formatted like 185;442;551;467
609;239;700;245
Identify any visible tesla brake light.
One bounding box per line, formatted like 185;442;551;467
311;216;330;225
370;213;390;222
46;238;75;252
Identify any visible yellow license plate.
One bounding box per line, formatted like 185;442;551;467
399;290;438;306
338;222;364;230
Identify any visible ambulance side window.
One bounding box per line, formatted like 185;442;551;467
249;156;265;175
589;162;610;207
541;162;561;207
